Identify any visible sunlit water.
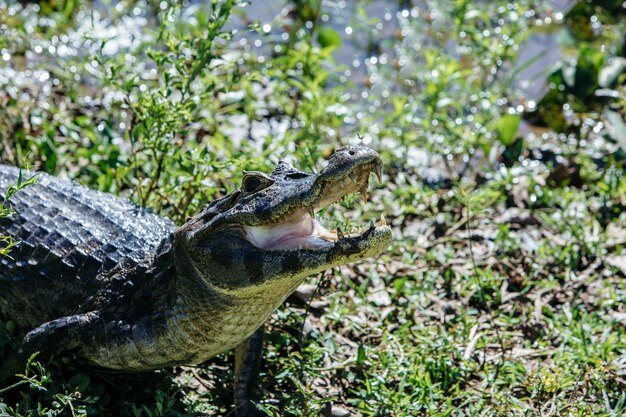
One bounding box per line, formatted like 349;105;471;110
0;0;579;181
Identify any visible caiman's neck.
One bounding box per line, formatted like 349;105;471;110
170;231;228;306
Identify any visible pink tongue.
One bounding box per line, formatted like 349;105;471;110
245;214;335;251
247;214;313;249
268;235;333;251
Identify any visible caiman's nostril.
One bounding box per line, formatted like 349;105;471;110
348;150;355;156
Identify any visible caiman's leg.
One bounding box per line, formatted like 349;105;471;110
234;328;265;416
0;312;96;383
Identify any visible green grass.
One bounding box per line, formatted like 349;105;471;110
0;164;37;256
1;0;626;415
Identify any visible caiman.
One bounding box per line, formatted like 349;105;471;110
0;145;391;413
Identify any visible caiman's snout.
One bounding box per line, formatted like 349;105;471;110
242;145;389;252
317;146;383;183
314;146;383;210
191;144;391;254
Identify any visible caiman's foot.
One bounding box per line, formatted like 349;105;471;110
234;329;266;417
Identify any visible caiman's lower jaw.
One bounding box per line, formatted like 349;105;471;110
244;210;388;251
244;162;388;252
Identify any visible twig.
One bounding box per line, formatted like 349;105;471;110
190;368;214;391
0;378;31;394
67;398;77;417
142;148;165;207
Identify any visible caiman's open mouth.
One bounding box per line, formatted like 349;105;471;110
244;159;387;252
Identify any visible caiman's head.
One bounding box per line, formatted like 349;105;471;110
174;146;392;298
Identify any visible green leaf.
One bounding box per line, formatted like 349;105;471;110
599;57;626;88
436;97;454;108
561;64;576;88
356;344;366;366
464;10;482;20
604;110;626;152
316;27;342;49
572;46;603;98
495;114;521;146
69;373;90;392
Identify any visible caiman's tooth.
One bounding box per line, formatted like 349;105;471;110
360;187;368;204
348;173;358;184
375;163;383;183
369;219;375;230
307;206;314;218
337;227;345;240
379;213;387;226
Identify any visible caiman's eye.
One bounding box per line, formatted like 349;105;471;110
241;173;273;193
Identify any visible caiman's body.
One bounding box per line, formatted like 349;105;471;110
0;165;279;368
0;146;391;410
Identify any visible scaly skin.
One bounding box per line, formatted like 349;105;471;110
0;146;392;373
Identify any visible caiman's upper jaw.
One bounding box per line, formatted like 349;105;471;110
244;156;388;253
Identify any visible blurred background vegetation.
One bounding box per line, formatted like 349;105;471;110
1;0;626;415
